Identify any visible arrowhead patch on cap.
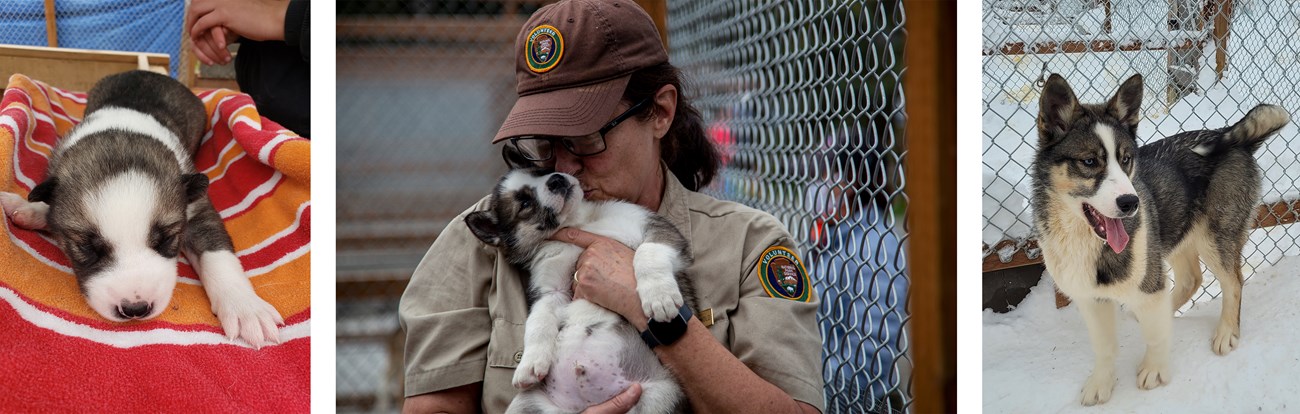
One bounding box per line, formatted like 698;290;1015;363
757;246;812;302
526;25;564;73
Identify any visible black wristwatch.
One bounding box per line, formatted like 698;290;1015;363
640;305;693;349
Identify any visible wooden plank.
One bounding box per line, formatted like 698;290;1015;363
983;199;1300;272
634;0;669;49
1212;0;1234;79
903;1;956;412
985;38;1202;56
43;0;57;47
0;45;171;92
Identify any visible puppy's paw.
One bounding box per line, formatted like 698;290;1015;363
0;192;48;230
638;279;683;322
212;290;285;349
1136;360;1169;390
1212;324;1239;355
512;352;552;389
1079;371;1115;406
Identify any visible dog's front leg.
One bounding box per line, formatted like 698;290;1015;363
184;197;284;349
1132;292;1171;389
633;242;685;322
1076;298;1118;406
513;243;581;389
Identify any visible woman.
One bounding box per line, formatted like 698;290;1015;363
400;1;824;412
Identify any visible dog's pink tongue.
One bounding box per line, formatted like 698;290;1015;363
1104;217;1129;253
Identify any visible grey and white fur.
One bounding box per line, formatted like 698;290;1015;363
1031;73;1288;405
0;70;283;348
466;167;696;414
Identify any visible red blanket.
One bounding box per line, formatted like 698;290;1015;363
0;74;310;411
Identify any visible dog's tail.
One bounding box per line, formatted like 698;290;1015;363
1196;104;1290;156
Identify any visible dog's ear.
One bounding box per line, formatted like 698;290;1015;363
182;173;210;204
1106;74;1144;132
28;177;58;203
465;210;503;246
1038;73;1080;149
501;143;535;170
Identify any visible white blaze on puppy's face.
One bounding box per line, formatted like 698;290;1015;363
1085;123;1138;218
79;170;177;322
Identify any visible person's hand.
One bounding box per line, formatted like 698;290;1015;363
186;0;289;64
551;228;648;330
581;383;642;414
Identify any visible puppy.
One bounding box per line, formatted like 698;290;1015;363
466;167;695;413
0;70;283;347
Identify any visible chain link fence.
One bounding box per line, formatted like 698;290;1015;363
337;1;912;413
669;1;910;413
0;0;186;77
983;0;1300;308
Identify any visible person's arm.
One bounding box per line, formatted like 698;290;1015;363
403;383;481;414
559;228;820;413
186;0;290;64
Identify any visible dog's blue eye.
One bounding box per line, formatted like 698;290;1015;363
521;199;534;209
1082;158;1096;166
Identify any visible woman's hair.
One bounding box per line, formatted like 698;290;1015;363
622;62;719;191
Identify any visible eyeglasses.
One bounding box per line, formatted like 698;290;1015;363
504;98;652;164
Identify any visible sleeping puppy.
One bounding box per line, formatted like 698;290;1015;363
0;70;283;348
466;167;695;413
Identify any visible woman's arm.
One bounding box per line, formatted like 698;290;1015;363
559;228;820;413
402;383;481;414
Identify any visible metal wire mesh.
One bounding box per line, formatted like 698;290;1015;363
0;0;186;77
669;1;911;412
983;0;1300;308
338;1;912;413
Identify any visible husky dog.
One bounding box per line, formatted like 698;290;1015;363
0;70;283;347
465;167;695;414
1032;73;1288;405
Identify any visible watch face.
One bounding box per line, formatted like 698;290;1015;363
650;310;689;345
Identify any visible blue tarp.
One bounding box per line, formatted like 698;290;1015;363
0;0;184;77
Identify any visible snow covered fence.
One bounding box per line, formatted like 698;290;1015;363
670;1;912;412
983;0;1300;306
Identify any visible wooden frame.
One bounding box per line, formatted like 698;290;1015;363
0;45;169;91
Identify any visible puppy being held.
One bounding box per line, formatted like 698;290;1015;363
466;165;696;414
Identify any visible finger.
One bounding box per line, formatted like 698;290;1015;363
213;26;232;63
191;11;224;39
194;35;219;66
549;227;606;248
202;32;228;65
583;383;642;414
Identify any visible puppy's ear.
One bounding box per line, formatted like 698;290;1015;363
501;143;535;170
1106;74;1144;132
1038;74;1080;149
465;211;502;246
28;177;58;203
182;173;210;203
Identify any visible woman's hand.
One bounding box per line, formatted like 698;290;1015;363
550;228;649;330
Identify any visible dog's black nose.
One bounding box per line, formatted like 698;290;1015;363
117;301;153;319
546;174;570;193
1117;194;1139;215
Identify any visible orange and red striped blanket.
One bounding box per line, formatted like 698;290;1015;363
0;74;310;411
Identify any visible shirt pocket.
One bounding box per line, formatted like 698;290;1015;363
487;317;524;369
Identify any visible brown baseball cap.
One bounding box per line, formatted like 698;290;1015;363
492;0;669;143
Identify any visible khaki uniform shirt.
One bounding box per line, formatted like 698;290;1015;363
400;169;826;413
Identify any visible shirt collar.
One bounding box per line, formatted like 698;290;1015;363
656;160;693;246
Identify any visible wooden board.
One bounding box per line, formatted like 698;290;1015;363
0;44;169;91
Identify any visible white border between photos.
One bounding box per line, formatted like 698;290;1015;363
310;0;338;411
957;0;981;411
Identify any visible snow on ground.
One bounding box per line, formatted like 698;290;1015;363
983;255;1300;412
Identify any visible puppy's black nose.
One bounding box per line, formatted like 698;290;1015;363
546;174;570;193
1117;194;1139;215
117;301;153;319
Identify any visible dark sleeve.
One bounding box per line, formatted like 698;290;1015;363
283;0;310;60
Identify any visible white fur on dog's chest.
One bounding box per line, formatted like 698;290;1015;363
1039;209;1152;303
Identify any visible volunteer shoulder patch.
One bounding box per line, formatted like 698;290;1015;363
526;25;564;73
757;246;811;302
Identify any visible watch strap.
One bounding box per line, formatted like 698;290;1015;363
641;305;693;349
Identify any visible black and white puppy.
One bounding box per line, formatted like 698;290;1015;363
0;70;283;347
466;167;696;414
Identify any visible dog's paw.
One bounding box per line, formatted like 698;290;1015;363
1079;371;1115;406
638;279;684;322
0;192;48;230
212;291;285;349
1136;360;1169;390
512;352;552;389
1212;324;1240;355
